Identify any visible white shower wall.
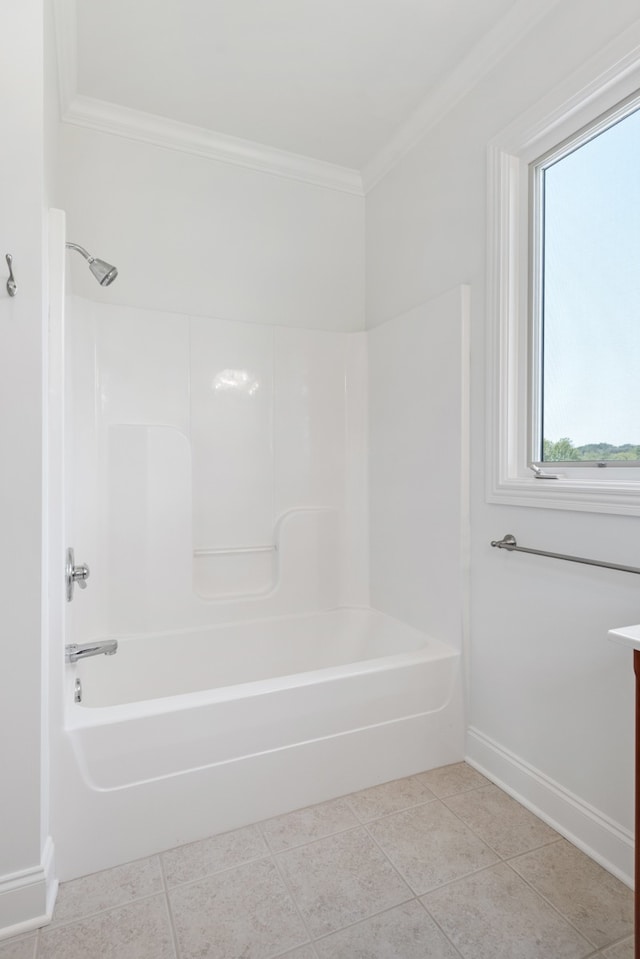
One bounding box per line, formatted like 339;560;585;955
368;286;469;652
64;295;368;641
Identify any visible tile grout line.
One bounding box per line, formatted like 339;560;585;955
259;819;363;857
342;780;496;834
425;785;492;800
35;889;167;934
597;934;634;955
262;809;472;952
437;790;565;863
268;807;488;953
416;855;596;959
411;898;467;959
158;854;182;959
161;851;272;891
257;776;541;950
272;942;321;959
269;943;320;959
316;819;452;945
343;792;439;826
360;816;426;898
309;898;466;959
360;796;510;902
258;823;320;958
500;857;605;951
410;857;504;899
500;835;568;859
162;845;316;959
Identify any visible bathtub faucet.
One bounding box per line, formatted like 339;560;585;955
65;640;118;663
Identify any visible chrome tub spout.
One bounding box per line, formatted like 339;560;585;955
65;640;118;663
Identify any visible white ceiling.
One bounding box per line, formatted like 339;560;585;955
72;0;523;170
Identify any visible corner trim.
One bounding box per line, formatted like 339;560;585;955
466;726;633;887
0;838;57;941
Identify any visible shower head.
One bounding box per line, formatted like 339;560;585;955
65;241;118;286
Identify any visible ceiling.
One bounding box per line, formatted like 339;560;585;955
58;0;554;191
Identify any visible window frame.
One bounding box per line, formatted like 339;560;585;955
530;93;640;472
486;37;640;515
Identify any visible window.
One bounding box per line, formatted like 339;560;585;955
532;100;640;469
487;43;640;514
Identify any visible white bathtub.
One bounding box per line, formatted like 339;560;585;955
55;608;463;879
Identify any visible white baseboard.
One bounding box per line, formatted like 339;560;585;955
0;837;58;941
466;727;633;888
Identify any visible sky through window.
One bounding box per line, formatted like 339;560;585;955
542;104;640;459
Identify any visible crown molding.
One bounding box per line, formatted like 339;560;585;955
54;0;563;197
361;0;563;192
62;94;364;196
53;0;361;194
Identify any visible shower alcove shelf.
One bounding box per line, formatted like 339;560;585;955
608;624;640;959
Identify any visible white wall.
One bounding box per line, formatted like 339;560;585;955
366;0;640;883
55;125;365;331
0;0;56;939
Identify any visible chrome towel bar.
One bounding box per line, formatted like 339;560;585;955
490;533;640;576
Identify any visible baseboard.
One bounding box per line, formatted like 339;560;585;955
0;837;58;941
466;727;633;888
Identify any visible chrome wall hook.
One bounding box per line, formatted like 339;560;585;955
5;254;16;297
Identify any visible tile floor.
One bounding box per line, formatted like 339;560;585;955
0;763;633;959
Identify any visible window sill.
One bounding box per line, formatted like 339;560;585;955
488;474;640;516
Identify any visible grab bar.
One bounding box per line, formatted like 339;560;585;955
490;533;640;576
193;545;277;556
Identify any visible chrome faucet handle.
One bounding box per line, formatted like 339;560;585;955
74;563;90;589
66;547;91;602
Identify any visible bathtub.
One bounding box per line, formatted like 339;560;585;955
54;607;463;880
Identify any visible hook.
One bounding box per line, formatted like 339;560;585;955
5;254;16;297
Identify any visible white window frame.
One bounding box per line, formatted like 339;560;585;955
486;33;640;515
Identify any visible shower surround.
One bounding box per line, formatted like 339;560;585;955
64;297;369;641
54;249;469;879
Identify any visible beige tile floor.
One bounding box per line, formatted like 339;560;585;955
0;763;633;959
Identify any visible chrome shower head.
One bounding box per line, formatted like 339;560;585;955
65;242;118;286
88;257;118;287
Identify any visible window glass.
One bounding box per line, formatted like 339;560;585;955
540;106;640;463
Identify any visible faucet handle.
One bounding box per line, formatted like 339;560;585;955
74;563;90;589
66;548;90;602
